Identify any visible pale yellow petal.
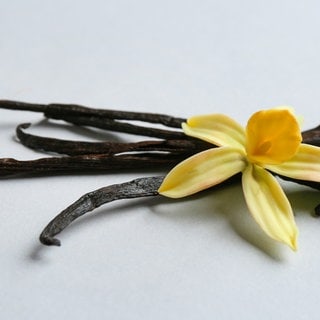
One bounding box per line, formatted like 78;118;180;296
158;147;246;198
182;114;246;150
264;144;320;182
242;164;298;250
246;108;302;165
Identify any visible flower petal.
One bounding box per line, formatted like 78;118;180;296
246;108;302;164
158;147;245;198
182;114;246;150
242;164;298;250
264;144;320;182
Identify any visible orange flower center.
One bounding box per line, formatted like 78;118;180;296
245;108;302;165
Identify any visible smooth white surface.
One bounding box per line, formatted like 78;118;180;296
1;1;320;319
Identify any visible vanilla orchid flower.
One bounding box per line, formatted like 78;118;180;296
158;108;320;250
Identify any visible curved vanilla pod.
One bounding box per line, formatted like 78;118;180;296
40;176;164;246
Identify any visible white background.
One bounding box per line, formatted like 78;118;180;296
1;1;320;319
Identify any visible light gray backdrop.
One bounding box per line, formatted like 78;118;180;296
1;1;320;319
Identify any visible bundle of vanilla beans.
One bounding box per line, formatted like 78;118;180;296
0;100;319;246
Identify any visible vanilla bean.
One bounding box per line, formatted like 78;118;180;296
16;123;210;156
44;114;185;139
0;153;191;177
0;100;185;139
40;176;164;246
3;99;320;141
302;125;320;146
0;100;184;127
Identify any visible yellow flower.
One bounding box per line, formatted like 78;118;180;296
158;108;320;250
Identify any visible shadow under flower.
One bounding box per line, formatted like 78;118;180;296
151;179;310;260
285;186;320;217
